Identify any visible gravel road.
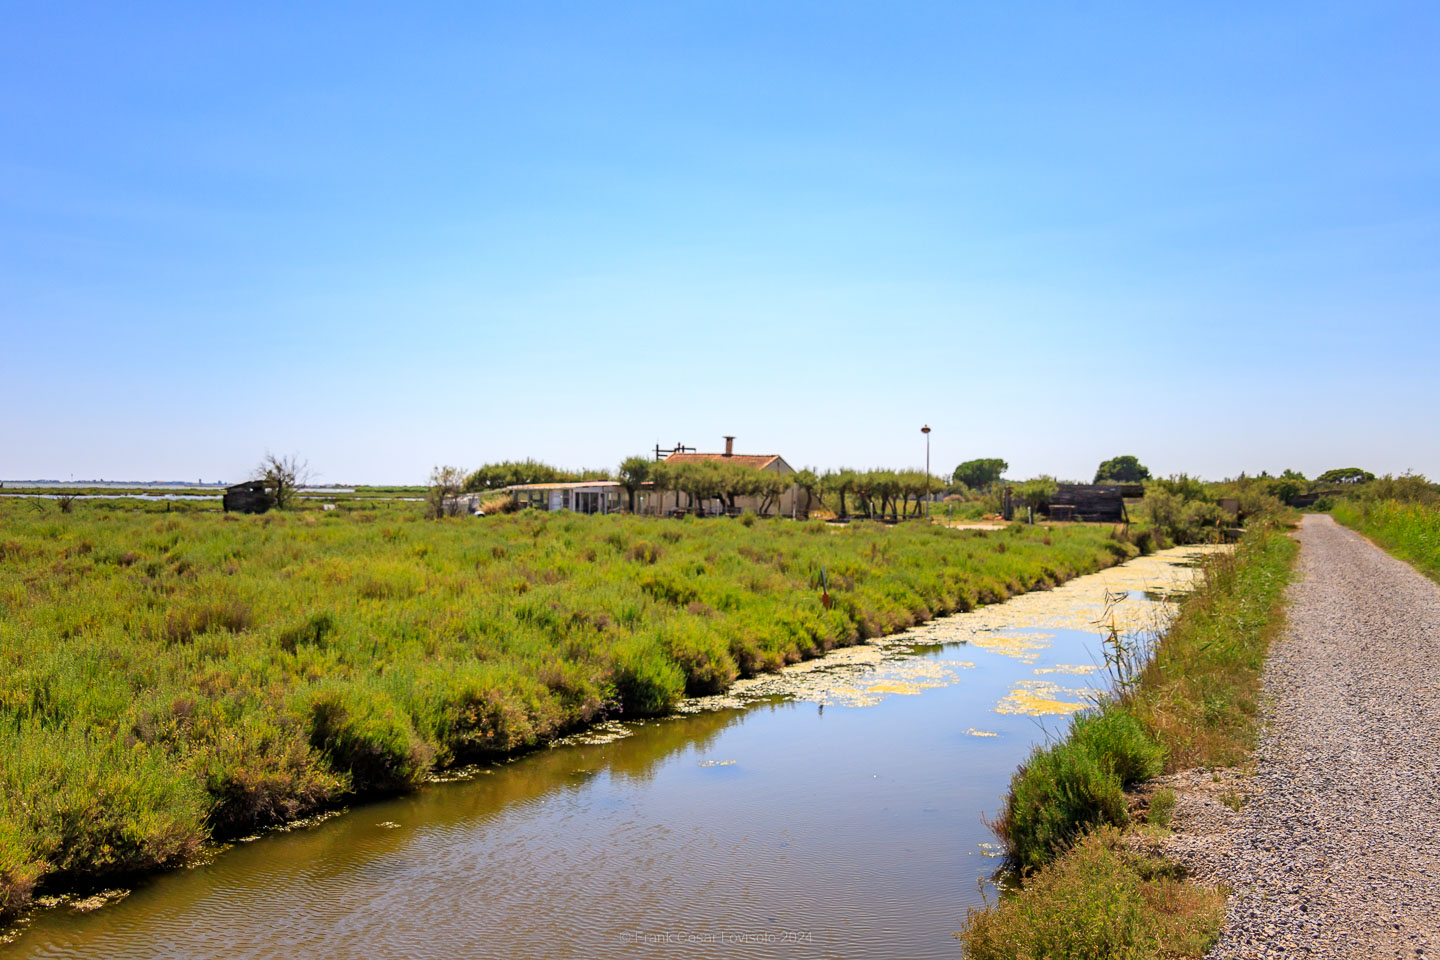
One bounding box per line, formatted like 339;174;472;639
1166;513;1440;959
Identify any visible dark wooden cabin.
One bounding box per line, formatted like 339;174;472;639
1046;483;1139;523
223;481;275;514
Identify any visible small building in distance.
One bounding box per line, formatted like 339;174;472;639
453;480;626;515
647;436;799;516
1044;483;1142;523
222;480;275;514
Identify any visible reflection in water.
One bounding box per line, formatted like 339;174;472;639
6;546;1216;960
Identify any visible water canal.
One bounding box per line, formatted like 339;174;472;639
6;545;1218;960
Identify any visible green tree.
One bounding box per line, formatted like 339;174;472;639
617;456;651;513
755;471;790;517
1094;455;1151;484
425;465;468;519
824;470;857;518
1317;467;1375;486
1018;476;1058;512
952;458;1008;490
793;468;822;517
1267;469;1308;504
648;461;675;515
464;459;609;492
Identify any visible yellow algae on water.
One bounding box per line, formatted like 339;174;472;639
866;682;926;696
996;680;1091;716
677;544;1220;715
1033;663;1099;676
963;728;999;738
969;631;1053;664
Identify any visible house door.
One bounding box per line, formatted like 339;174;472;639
575;492;599;514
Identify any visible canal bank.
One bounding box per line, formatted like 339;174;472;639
3;546;1218;959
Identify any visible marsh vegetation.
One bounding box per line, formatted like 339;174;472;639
0;498;1135;920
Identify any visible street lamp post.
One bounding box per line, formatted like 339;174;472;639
921;425;932;519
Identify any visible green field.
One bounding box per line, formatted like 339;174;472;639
0;499;1135;919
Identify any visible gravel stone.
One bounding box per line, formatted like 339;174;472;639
1165;514;1440;959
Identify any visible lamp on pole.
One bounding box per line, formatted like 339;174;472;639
921;425;932;518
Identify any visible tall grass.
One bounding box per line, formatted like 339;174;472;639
0;499;1131;919
958;827;1224;960
1128;530;1298;769
1332;499;1440;582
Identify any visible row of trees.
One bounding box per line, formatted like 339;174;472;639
464;460;611;492
646;460;796;516
451;455;944;519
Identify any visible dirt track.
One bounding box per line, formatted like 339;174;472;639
1167;514;1440;959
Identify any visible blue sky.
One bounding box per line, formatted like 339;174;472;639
3;2;1436;484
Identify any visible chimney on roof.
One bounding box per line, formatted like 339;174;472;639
723;436;735;457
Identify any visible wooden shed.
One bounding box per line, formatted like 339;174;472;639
1047;483;1137;523
223;481;276;514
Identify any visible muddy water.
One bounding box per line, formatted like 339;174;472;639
6;546;1218;960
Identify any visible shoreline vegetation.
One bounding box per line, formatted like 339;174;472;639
958;524;1299;959
0;498;1140;924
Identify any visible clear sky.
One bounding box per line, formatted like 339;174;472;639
3;2;1436;484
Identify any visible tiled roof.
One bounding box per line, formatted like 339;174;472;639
663;453;782;469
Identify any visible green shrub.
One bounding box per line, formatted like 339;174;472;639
609;640;685;716
410;663;560;764
277;611;337;653
0;823;41;922
959;828;1223;959
306;687;433;795
1073;708;1165;786
191;715;342;838
625;540;663;564
1;727;208;879
994;707;1162;872
660;622;739;695
160;600;253;645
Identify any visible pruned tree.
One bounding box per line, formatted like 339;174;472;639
649;461;675;515
824;470;857;519
426;465;468;519
755;471;789;517
256;453;311;509
617;456;652;513
898;469;930;517
793;468;822;517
